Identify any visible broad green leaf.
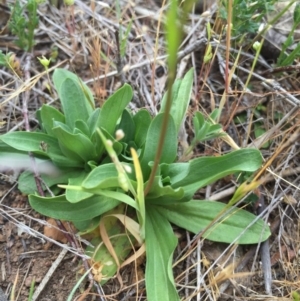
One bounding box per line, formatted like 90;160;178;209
116;109;135;143
53;68;94;110
133;109;152;148
145;176;184;205
51;122;84;162
160;162;189;184
18;168;83;195
158;200;271;244
160;68;193;134
37;105;65;136
0;132;81;167
0;131;59;153
53;125;97;162
60;78;91;127
66;173;92;203
145;206;179;301
87;108;101;135
98;84;133;136
73;216;101;233
79;188;139;211
169;149;262;201
74;120;90;137
82;163;120;190
141;113;177;179
29;194;119;221
0;140;26;153
160;79;181;114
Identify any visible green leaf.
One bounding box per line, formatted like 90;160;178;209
0;131;57;153
294;2;300;24
145;206;179;301
53;69;94;128
98;84;133;136
116;109;135;143
29;194;119;221
53;68;94;111
131;147;146;238
60;78;91;127
80;188;139;211
193;111;224;143
254;124;270;149
141;113;177;179
18;168;83;195
169;149;262;201
74;120;90;137
0;132;81;167
52;125;97;162
160;68;193;134
37;105;65;136
73;216;101;233
133;109;152;148
145;176;184;205
166;0;181;70
280;42;300;66
82;163;120;190
158;200;271;244
66;173;92;203
87;108;101;135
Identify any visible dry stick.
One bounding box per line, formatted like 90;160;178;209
209;166;300;202
256;192;272;295
22;54;44;197
31;248;68;301
84;37;208;84
184;231;192;299
16;259;33;300
230;63;300;108
114;30;126;86
259;63;300;76
224;0;232;114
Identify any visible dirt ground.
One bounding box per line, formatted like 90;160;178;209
0;0;300;300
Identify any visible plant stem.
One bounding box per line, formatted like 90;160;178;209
144;0;180;196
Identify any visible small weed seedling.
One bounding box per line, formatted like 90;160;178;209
219;0;276;38
8;0;41;52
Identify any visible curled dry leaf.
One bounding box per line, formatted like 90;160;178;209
43;218;75;250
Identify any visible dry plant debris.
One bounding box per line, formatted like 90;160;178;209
0;0;299;300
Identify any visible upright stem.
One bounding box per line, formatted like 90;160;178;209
22;54;44;196
144;0;183;195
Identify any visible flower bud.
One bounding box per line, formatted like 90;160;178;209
252;41;261;51
37;56;51;69
64;0;74;5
